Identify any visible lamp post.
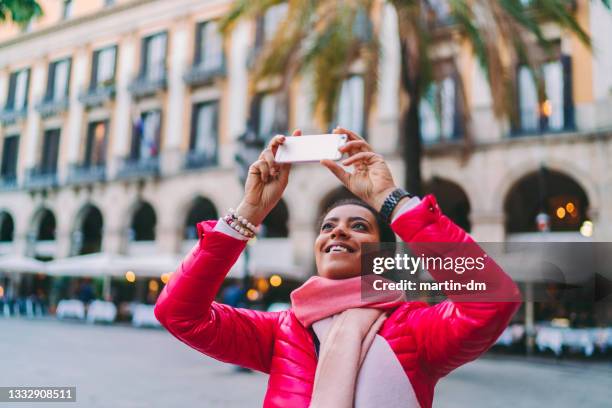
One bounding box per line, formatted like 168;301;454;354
234;123;265;302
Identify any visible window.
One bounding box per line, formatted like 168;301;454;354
516;56;573;134
40;129;61;174
263;3;288;41
195;21;223;71
255;3;288;48
254;92;287;142
131;111;161;160
46;59;71;102
83;121;108;166
190;101;219;162
62;0;73;20
141;33;167;82
419;76;461;143
5;69;30;111
91;46;116;88
337;76;365;136
1;135;19;179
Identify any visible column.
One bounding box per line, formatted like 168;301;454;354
63;47;88;174
110;33;136;177
161;22;189;175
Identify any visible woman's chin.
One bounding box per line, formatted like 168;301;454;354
318;261;361;280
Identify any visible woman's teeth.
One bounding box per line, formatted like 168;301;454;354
330;245;348;253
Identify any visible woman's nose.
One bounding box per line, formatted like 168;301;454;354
331;224;348;239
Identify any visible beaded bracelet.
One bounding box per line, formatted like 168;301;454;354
224;208;258;238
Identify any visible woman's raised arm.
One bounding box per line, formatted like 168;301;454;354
389;195;521;379
155;129;302;372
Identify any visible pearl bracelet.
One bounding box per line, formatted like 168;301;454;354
225;209;258;238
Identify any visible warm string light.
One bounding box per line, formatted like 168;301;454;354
125;270;136;283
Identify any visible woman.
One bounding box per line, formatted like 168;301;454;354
154;127;521;408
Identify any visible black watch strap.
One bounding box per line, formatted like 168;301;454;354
379;188;413;224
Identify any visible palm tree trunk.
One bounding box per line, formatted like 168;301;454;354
399;40;423;197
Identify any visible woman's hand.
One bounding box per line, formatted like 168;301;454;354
321;127;397;211
236;129;302;225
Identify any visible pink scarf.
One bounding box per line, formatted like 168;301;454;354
290;275;408;408
290;275;406;328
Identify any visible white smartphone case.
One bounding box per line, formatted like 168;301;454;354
274;134;348;163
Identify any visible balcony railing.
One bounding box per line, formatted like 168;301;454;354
35;97;69;118
0;174;18;190
23;167;58;189
116;156;160;179
183;150;218;170
78;83;116;109
183;59;226;87
66;163;106;184
0;106;28;125
128;68;167;99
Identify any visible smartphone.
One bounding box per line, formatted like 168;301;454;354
274;134;348;163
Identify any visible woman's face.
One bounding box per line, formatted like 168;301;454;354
314;204;381;279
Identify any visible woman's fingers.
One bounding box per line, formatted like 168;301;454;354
333;126;364;141
321;159;350;186
260;149;279;176
268;135;286;156
339;140;372;154
292;128;302;137
252;159;270;183
342;151;378;167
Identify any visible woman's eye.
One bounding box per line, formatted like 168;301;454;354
321;223;334;231
353;223;367;231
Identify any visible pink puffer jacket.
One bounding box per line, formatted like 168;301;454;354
155;195;521;407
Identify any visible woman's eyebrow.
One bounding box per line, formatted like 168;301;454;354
348;216;372;225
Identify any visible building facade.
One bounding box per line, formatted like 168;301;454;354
0;0;611;311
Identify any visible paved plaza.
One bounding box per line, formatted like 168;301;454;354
0;318;610;407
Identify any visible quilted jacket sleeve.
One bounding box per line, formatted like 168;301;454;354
154;220;280;373
389;195;522;379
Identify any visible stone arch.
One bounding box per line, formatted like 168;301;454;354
72;204;104;254
493;159;599;218
129;201;157;241
183;196;219;240
425;177;472;232
0;211;14;242
504;168;590;233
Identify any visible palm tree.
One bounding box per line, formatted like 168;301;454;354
221;0;609;196
0;0;42;25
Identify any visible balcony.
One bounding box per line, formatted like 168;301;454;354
23;167;58;189
183;59;226;87
128;69;167;99
116;156;160;180
0;107;28;125
78;83;116;109
183;150;218;170
0;174;18;190
35;97;69;119
66;163;106;184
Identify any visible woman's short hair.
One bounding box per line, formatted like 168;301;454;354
320;198;396;243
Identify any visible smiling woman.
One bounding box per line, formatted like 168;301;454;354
154;127;521;408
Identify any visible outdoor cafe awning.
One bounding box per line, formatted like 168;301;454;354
0;254;47;274
44;253;182;278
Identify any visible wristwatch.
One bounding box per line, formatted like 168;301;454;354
379;188;413;224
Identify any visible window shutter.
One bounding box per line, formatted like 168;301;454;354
91;50;100;89
6;73;17;110
453;74;464;140
46;62;56;101
561;54;574;130
195;23;204;65
24;69;31;108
